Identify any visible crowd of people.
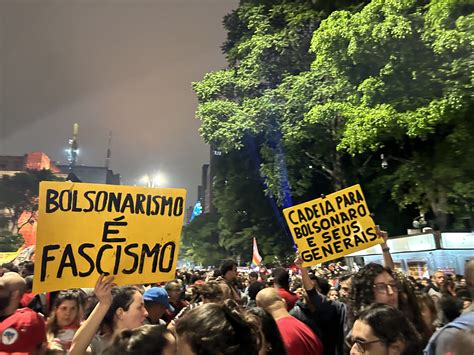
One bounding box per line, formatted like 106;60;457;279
0;241;473;355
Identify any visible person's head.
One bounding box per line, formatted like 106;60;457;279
143;287;173;324
439;294;463;323
103;286;148;334
255;288;286;316
328;287;339;301
175;300;260;355
248;282;265;301
339;273;353;301
220;259;238;282
0;272;26;316
1;262;19;274
47;290;83;339
24;275;34;292
249;272;258;284
456;287;472;310
164;281;181;303
196;281;224;303
348;304;423;355
247;307;286;355
351;263;399;319
19;261;34;278
271;268;289;290
104;324;176;355
416;293;437;332
433;271;445;288
315;276;330;295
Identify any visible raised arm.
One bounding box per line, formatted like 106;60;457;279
377;226;395;270
294;256;314;291
69;275;115;355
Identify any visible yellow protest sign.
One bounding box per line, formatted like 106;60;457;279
33;181;186;293
283;184;382;267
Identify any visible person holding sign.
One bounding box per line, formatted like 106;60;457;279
295;256;347;355
283;185;384;267
69;275;148;355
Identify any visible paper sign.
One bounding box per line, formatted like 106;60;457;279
283;184;382;267
33;181;186;293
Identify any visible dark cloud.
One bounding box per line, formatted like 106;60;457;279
0;0;237;204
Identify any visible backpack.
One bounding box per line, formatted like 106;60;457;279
424;311;474;355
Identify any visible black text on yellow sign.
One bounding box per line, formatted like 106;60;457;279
283;184;382;267
33;181;186;293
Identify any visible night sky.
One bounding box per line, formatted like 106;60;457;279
0;0;238;205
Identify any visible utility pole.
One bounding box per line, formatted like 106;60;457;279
105;131;112;169
67;123;79;170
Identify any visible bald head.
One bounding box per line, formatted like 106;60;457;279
0;272;27;294
0;272;26;316
256;287;286;313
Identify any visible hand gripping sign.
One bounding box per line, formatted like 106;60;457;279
33;181;186;293
283;184;383;267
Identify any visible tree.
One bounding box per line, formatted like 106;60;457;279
194;0;472;257
0;169;62;234
180;214;228;266
0;232;24;252
302;0;474;228
211;147;294;262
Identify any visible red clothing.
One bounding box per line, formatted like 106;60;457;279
277;288;299;311
20;293;35;308
162;299;189;324
276;315;323;355
0;307;46;354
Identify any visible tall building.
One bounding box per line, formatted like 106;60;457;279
195;147;220;215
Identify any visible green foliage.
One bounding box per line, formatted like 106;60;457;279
180;214;227;266
191;0;473;264
211;149;294;260
305;0;473;225
0;232;23;252
0;169;62;233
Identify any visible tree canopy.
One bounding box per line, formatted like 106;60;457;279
186;0;473;264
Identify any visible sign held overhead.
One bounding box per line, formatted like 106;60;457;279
33;181;186;293
283;184;382;267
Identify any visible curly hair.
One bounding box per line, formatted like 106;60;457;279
350;263;430;345
175;300;260;355
394;270;431;343
350;263;395;321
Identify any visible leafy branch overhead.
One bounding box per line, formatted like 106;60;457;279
187;0;473;262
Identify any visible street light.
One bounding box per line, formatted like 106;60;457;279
141;173;167;187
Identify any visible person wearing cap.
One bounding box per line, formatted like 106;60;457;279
0;272;46;354
143;287;174;326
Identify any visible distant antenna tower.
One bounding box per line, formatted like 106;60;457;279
67;123;79;170
105;131;112;169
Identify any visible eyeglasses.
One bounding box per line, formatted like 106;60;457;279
373;282;401;294
345;336;385;353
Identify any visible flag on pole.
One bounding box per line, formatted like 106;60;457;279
251;237;262;268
